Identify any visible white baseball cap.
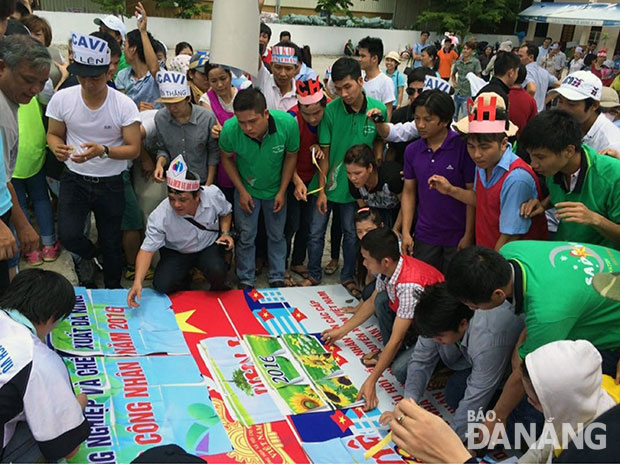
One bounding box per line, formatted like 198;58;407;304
94;15;126;40
549;70;602;101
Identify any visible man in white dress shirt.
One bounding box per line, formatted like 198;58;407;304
127;155;233;307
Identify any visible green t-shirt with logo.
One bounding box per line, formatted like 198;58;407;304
500;240;620;359
547;144;620;250
310;96;387;204
13;98;46;179
219;109;300;200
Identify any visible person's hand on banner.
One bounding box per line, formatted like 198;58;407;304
379;410;395;425
357;378;378;411
321;326;344;344
127;283;142;308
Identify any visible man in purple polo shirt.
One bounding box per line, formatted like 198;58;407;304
400;90;475;273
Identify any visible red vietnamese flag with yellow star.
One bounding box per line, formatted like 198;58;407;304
257;307;274;322
291;307;307;322
248;289;264;302
330;409;354;433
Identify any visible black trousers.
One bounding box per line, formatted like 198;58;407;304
153;244;228;293
0;211;11;296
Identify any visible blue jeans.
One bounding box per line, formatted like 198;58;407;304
12;169;56;246
307;196;357;283
374;290;416;384
234;190;287;286
454;95;470;120
58;171;125;288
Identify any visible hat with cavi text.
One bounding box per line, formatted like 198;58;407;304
68;32;111;77
155;71;191;104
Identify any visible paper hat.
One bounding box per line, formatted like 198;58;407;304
598;49;608;57
167;155;200;191
93;15;126;40
156;71;191;103
423;75;452;94
575;46;584;54
271;46;298;65
296;78;324;105
68;32;111;77
549;71;602;101
550;43;560;50
454;92;518;137
385;50;401;64
189;51;209;73
499;40;513;52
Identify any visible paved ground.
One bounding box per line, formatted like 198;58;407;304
21;213;345;291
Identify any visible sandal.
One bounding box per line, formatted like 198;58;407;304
283;271;297;287
299;277;321;287
324;259;339;275
342;279;362;299
290;265;309;280
361;351;381;367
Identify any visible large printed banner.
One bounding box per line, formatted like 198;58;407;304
50;288;189;356
48;285;466;464
170;285;458;464
65;355;233;462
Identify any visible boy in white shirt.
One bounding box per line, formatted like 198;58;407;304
358;36;395;120
46;32;141;288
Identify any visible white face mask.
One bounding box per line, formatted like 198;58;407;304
604;112;617;122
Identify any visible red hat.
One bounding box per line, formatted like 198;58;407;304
296;78;324;105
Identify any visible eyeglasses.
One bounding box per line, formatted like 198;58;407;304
406;87;424;96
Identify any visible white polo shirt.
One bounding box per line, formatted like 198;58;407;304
0;311;89;461
583;113;620;152
254;65;297;112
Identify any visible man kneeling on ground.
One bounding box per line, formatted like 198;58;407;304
127;155;233;307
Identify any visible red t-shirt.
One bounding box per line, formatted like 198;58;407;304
289;105;318;183
508;87;538;138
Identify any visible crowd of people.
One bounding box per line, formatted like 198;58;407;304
2;0;620;461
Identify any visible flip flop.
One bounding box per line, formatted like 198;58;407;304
299;277;321;287
342;279;362;299
290;265;309;280
324;259;339;275
361;351;381;367
593;272;620;301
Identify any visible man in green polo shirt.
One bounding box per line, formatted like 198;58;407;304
446;241;620;443
520;109;620;249
304;57;386;294
219;88;299;288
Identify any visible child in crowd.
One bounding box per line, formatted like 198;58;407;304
341;207;384;314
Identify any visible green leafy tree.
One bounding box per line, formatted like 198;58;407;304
155;0;211;19
315;0;354;26
416;0;520;37
232;368;253;396
92;0;127;16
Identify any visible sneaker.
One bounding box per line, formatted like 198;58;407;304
25;250;43;266
42;242;61;262
76;258;97;288
269;280;285;288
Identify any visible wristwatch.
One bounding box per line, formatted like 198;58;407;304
100;145;110;159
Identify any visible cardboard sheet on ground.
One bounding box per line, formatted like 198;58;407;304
49;288;188;356
64;355;232;462
210;0;259;76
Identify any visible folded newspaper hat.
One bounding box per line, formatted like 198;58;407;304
167;155;200;191
156;71;191;103
68;32;111;77
423;75;452;94
271;46;298;65
296;77;324;105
